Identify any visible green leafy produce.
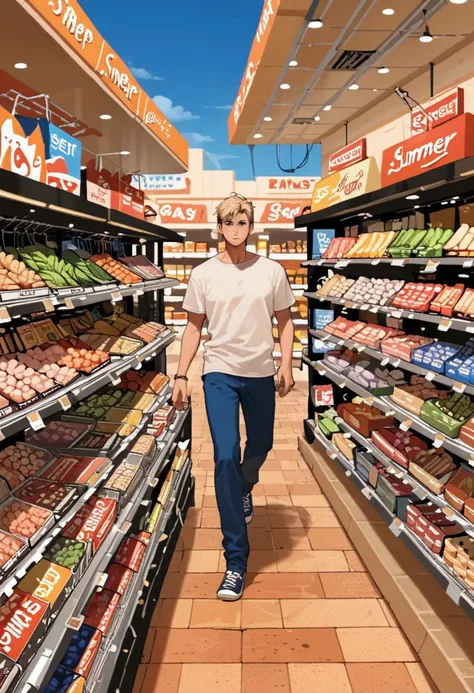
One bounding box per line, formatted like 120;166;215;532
62;250;115;283
20;244;113;288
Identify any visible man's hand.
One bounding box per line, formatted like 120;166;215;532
172;378;189;411
276;366;295;398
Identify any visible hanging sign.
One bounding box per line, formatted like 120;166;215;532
132;174;191;194
158;203;208;223
259;176;317;195
328;138;367;173
314;309;334;330
411;87;464;135
0;105;46;182
86;160;113;209
111;173;144;219
311;157;380;213
45;125;82;195
312;384;334;407
260;200;310;223
381;113;474;187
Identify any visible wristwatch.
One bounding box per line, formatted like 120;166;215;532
174;374;188;382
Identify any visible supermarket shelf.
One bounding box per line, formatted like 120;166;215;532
270;253;307;260
307;419;474;619
274;349;303;358
164;295;183;302
274;317;308;325
307;356;474;464
164;251;216;259
309;328;474;397
290;284;308;290
168;319;187;326
0;329;176;442
304;257;474;269
20;407;190;693
305;292;474;334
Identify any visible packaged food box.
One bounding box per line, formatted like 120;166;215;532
45;539;89;585
406;502;464;554
146;502;164;534
381;335;433;362
443;535;474;581
390;376;448;417
325;317;364;340
135;530;152;546
354;449;377;484
26;421;95;450
332;433;356;461
84;588;120;636
62;497;117;553
0;589;48;666
17;559;73;622
115;536;146;573
445;468;474;513
337;403;393;438
104;407;143;438
445;338;474;385
408;448;457;495
322;237;357;259
100;460;143;508
59;624;102;678
343;277;404;306
39;455;112;487
128;392;159;413
0;529;27;577
0;480;53;546
0;443;54;492
103;563;133;596
371;428;428;469
130;435;156;466
118;371;169;395
316;274;354;299
387;228;429;258
14;479;78;516
443;223;474;256
44;665;86;693
391;282;444;312
172;447;188;474
420;393;474;438
73;389;136;420
152;404;175;425
430;284;465;317
454;288;474;319
375;469;415;521
317;416;340;440
344;231;397;259
411;341;460;373
352;324;403;350
147;421;167;439
460;416;474;448
0;655;20;693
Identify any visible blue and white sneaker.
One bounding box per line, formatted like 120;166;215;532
217;570;245;601
243;492;254;524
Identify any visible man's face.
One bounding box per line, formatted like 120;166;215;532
219;212;252;246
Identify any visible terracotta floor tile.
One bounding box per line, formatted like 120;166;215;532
242;664;290;693
307;528;352;551
181;529;223;550
248;528;274;550
140;664;182;693
180;550;220;573
152;629;242;663
151;599;193;628
244;573;324;599
190;600;241;629
320;573;381;599
287;484;322;495
218;550;278;574
298;507;341;528
281;598;389;628
259;471;287;484
282;471;316;484
291;494;329;507
405;663;439;692
279;461;300;471
169;551;183;573
242;628;343;663
241;600;283;628
266;496;294;508
271;528;311;550
288;664;352;693
142;628;157;663
203;496;218;508
380;601;398;627
161;574;220;599
200;508;221;528
337;628;417;662
345;551;368;572
251;513;272;528
178;664;241;693
269;510;304;528
276;550;349;573
184;509;202;528
347;663;418;693
133;664;147;693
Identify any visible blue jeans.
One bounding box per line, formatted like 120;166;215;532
203;372;275;573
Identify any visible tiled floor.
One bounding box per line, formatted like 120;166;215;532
134;353;439;693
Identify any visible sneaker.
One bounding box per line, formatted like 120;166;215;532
217;570;245;601
243;492;254;524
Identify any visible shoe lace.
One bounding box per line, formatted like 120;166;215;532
243;494;252;512
222;571;241;590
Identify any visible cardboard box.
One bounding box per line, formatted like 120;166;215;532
0;589;48;667
84;588;120;636
59;624;102;679
43;666;86;693
103;564;133;596
17;559;73;622
115;537;146;573
62;497;117;553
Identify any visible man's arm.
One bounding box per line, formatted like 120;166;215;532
275;307;295;397
172;312;205;410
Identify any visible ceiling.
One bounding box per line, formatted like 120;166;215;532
229;0;474;145
0;0;188;173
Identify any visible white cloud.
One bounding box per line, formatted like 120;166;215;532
153;95;199;123
130;66;164;81
214;105;232;110
205;152;241;169
186;133;215;145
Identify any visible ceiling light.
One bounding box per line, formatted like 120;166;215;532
450;199;457;204
253;133;263;139
100;114;112;120
289;60;298;67
314;116;320;121
420;10;433;42
120;150;130;155
406;194;420;200
323;105;332;111
441;201;449;205
14;62;27;69
349;84;359;90
448;0;468;4
378;67;390;74
414;205;420;209
69;223;74;228
264;116;272;122
373;88;378;92
308;19;323;29
382;8;395;15
280;83;291;90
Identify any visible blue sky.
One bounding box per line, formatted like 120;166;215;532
80;0;321;180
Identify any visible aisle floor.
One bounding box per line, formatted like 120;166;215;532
134;355;439;693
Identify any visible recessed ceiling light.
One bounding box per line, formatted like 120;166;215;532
373;88;378;92
100;114;112;120
414;205;420;209
349;84;359;90
69;223;74;228
449;0;467;4
323;105;332;111
441;201;449;205
450;199;457;204
314;116;320;121
280;83;291;90
289;60;298;67
253;133;263;139
14;62;27;69
406;194;420;200
378;67;390;74
120;150;131;156
308;19;323;29
382;8;395;15
264;116;272;122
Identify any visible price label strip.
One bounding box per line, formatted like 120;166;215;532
0;307;10;324
59;395;71;411
438;318;452;332
27;411;45;431
453;382;466;394
400;419;413;432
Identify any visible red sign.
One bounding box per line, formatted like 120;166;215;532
313;385;334;407
268;178;314;191
411;87;464;135
0;104;46;183
381;113;474;187
260;201;310;223
328;138;367;173
158;203;208;223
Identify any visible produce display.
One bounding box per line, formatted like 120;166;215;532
443;224;474;256
0;443;53;490
420;393;474;438
89;254;142;284
343;277;404;306
15;479;76;513
454;288;474;319
0;498;51;540
20;244;99;288
344;231;398;258
0;530;25;569
316;274;354;299
0;251;45;291
322;237;357;259
47;539;87;570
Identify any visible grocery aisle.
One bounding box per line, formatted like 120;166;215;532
133;352;438;693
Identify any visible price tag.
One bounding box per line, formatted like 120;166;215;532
96;572;108;587
369;306;378;314
108;374;121;386
345;469;352;477
446;581;462;605
337;339;345;346
364;397;375;406
42;298;55;313
391;259;406;267
0;307;10;324
111;291;122;302
360;304;369;311
371;259;380;265
433;434;445;448
443;507;455;518
389;519;403;537
319;368;327;376
327;450;337;460
338;381;346;389
357;345;366;353
469;453;474;468
462;259;474;269
425;259;439;272
425;371;436;382
343;432;352;439
59;395;71;411
392;359;401;368
438;318;452;332
316;259;324;266
453;382;466;394
119;520;132;534
67;616;84;631
391;310;403;319
27;412;44;431
467;326;474;334
345;302;355;309
64;298;74;310
335;260;349;268
381;357;390;366
361;487;372;500
400;419;413;432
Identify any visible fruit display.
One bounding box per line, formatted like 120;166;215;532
344;231;398;258
20;245;91;288
0;251;45;291
47;538;87;570
88;254;142;284
61;250;115;284
387;228;428;258
74;390;136;420
420;393;474;438
443;223;474;256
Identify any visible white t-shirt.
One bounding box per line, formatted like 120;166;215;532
182;255;295;377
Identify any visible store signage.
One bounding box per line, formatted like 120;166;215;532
228;0;281;140
312;384;334;407
411;87;464;135
266;177;316;192
132;174;191;194
314;309;334;330
0;105;46;182
45;125;82;196
96;44;141;115
158;203;208;223
140;98;189;167
312;229;335;259
86;161;112;209
113;174;145;219
311;157;381;213
260;201;310;223
328;138;367;173
381;113;474;187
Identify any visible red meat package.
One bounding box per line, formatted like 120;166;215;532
430;284;465;317
324;317;364;340
353;325;403;349
391;282;444;312
84;588;120;636
322;237;357;259
371;427;428;469
104;564;133;596
62;497;117;552
115;537;146;573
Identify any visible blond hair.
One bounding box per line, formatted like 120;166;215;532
215;193;255;228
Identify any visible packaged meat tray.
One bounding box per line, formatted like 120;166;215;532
391;282;444;312
406;502;464;554
453;288;474;319
0;529;27;576
0;589;48;666
409;448;457;495
444;467;474;515
411;341;460;373
62;496;117;553
342;277;404;306
17;559;73;621
0;481;53;545
73;389;136;420
128;392;159;413
344;231;398;259
445;337;474;384
103;563;133;596
115;536;146;573
100;460;143;508
336;402;394;437
317;415;340;440
443;223;474;256
371;427;428;469
322;237;357;259
129;435;156;467
39;455;112;487
352;324;403;349
420;393;474;438
443;537;474;588
375;469;414;520
345;361;405;395
354;449;377;483
118;255;165;280
84;588;120;636
390;376;449;417
26;421;95;450
89;253;142;284
44;666;86;693
324;317;365;340
315;275;355;299
59;624;102;678
387;228;429;258
381;335;433;362
0;443;54;492
430;284;465;317
14;479;78;515
323;350;353;374
460;416;474;448
118;370;169;395
412;227;454;258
